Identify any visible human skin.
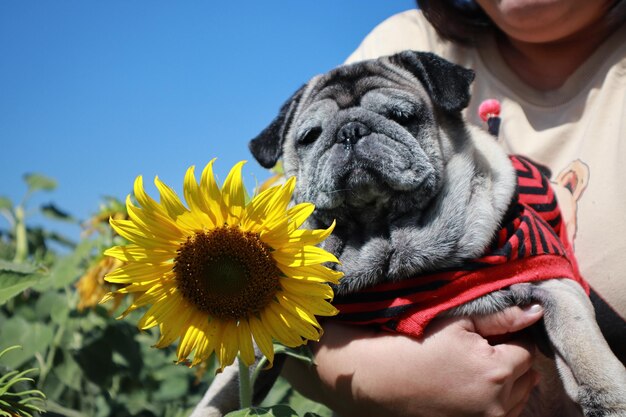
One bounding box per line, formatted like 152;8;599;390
282;2;623;416
475;0;618;89
284;305;544;417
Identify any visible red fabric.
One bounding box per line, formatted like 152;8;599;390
332;156;589;338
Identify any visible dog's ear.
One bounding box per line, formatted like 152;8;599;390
389;51;475;113
249;85;305;169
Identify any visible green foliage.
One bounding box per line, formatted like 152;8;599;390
23;173;57;194
0;172;331;417
0;346;46;417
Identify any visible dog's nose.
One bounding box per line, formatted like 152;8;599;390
337;121;371;146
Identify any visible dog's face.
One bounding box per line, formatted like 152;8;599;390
250;51;475;229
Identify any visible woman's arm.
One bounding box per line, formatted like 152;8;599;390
283;305;543;417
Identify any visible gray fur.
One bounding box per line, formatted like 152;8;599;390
193;51;626;417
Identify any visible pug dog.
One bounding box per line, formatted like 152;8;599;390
192;51;626;417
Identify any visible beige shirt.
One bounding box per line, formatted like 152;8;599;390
346;10;626;320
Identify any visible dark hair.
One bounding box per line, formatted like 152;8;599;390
417;0;626;45
416;0;493;44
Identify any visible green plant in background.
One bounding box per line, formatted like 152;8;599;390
0;345;45;417
0;174;210;416
0;171;335;417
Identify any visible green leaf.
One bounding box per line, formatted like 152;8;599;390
43;400;85;417
226;404;299;417
0;197;12;211
152;365;190;402
0;264;44;305
41;203;75;222
34;291;70;324
0;317;54;368
33;238;96;291
52;352;82;391
43;230;76;249
274;345;315;366
23;173;56;193
0;260;40;275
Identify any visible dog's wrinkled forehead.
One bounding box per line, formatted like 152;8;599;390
304;60;425;110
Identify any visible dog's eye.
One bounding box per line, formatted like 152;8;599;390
389;109;416;126
298;127;322;145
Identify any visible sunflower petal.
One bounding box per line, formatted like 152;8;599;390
198;159;226;225
283;292;339;317
276;293;322;329
126;197;184;242
217;320;239;370
261;307;305;348
270;303;321;341
249;315;275;365
277;264;343;284
280;278;335;299
133;176;166;216
241;177;294;233
155;176;188;218
183;166;218;229
110;218;179;249
272;245;339;267
221;161;247;223
237;319;256;366
104;262;173;284
104;244;173;263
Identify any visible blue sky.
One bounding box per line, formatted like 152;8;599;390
0;1;415;245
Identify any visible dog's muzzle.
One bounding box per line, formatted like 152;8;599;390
337;121;371;150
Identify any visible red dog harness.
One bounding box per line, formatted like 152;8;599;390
333;156;589;338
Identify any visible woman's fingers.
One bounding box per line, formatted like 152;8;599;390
472;304;544;337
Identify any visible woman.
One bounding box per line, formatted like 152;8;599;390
284;1;626;416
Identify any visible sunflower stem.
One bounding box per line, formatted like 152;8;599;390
249;356;268;389
238;356;252;409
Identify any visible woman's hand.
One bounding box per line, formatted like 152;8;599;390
283;305;543;417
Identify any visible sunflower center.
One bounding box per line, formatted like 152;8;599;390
174;225;281;319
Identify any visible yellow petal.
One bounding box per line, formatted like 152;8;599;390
138;290;182;329
263;221;335;250
110;219;179;250
177;319;204;361
155;176;188;218
261;202;316;241
200;159;226;226
221;161;247;223
272;245;339;267
126;197;184;242
280;278;335;299
240;178;293;232
217;320;239;370
269;302;321;342
133;176;167;216
154;306;194;348
277;264;343;284
249;315;275;365
183;166;216;229
237;320;256;366
282;292;339;317
276;293;322;329
261;307;305;348
104;244;174;263
104;262;173;285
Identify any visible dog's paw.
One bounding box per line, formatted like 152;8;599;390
337;237;392;293
387;228;451;279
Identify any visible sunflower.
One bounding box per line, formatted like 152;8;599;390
76;255;124;311
100;160;342;370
